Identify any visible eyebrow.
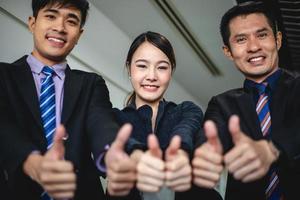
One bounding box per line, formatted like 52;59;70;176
44;8;81;23
256;27;269;33
135;59;170;65
233;27;270;39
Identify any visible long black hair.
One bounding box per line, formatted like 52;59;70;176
125;31;176;105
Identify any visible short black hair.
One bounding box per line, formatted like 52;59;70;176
220;1;277;47
32;0;89;27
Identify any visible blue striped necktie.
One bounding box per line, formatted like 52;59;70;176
40;66;56;200
255;82;284;200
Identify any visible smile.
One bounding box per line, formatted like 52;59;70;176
47;37;65;43
248;56;265;64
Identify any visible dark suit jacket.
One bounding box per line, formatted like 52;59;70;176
203;70;300;200
0;56;119;200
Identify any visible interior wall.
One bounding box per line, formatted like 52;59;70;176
0;0;203;109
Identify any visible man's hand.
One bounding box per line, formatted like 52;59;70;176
165;135;192;192
23;125;76;199
105;124;136;196
224;115;278;182
192;120;223;188
136;134;165;192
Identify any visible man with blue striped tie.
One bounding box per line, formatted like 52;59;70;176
192;2;300;200
0;0;124;199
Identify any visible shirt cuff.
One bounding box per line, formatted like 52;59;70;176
96;144;110;173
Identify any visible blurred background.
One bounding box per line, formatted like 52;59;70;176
1;0;298;110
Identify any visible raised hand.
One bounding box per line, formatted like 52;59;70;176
192;120;223;188
23;125;76;199
136;134;165;192
165;135;192;192
105;124;136;196
40;125;76;199
224;115;277;182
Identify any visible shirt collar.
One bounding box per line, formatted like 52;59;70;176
125;99;169;111
244;69;282;93
26;54;67;79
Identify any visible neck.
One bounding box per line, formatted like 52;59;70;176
245;67;279;83
31;52;66;67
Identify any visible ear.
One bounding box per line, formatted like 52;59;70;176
75;28;84;45
222;45;233;60
28;16;36;33
276;31;282;51
126;62;131;77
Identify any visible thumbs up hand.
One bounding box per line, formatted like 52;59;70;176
192;120;223;188
135;134;165;192
165;135;192;192
105;124;136;196
224;115;277;183
22;125;76;199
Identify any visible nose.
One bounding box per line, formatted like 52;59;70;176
247;36;261;53
53;18;66;33
146;67;157;81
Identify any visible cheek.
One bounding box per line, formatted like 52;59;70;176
160;74;171;86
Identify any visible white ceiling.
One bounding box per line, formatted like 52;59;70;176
90;0;244;107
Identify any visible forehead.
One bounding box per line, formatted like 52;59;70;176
229;13;271;36
133;42;168;59
40;3;82;17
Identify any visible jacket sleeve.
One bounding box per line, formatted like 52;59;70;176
170;101;203;156
86;75;120;159
0;65;38;186
112;108;147;154
202;96;233;153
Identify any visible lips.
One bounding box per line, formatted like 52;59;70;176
247;55;266;65
48;37;65;43
46;35;66;47
142;84;159;91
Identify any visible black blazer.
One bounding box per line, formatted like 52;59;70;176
204;70;300;200
0;56;119;200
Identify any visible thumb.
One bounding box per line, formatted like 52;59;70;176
46;124;66;160
111;123;132;151
229;115;244;145
147;134;162;158
165;135;181;161
204;120;222;154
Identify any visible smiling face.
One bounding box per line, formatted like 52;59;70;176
28;3;83;66
223;13;282;83
129;41;172;108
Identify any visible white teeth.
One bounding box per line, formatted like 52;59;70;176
250;57;263;62
48;37;64;43
144;85;157;88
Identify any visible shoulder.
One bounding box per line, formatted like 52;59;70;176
210;88;244;101
0;56;28;69
68;68;104;80
67;68;107;87
165;100;203;115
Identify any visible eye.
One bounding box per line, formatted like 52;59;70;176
67;20;79;26
236;36;247;44
45;14;56;20
136;64;147;69
257;32;268;39
157;66;169;70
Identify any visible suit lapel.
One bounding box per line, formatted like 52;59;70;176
12;57;43;130
270;72;291;137
61;67;83;125
235;91;262;139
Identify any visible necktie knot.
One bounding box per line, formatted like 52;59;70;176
42;66;55;77
255;82;268;95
